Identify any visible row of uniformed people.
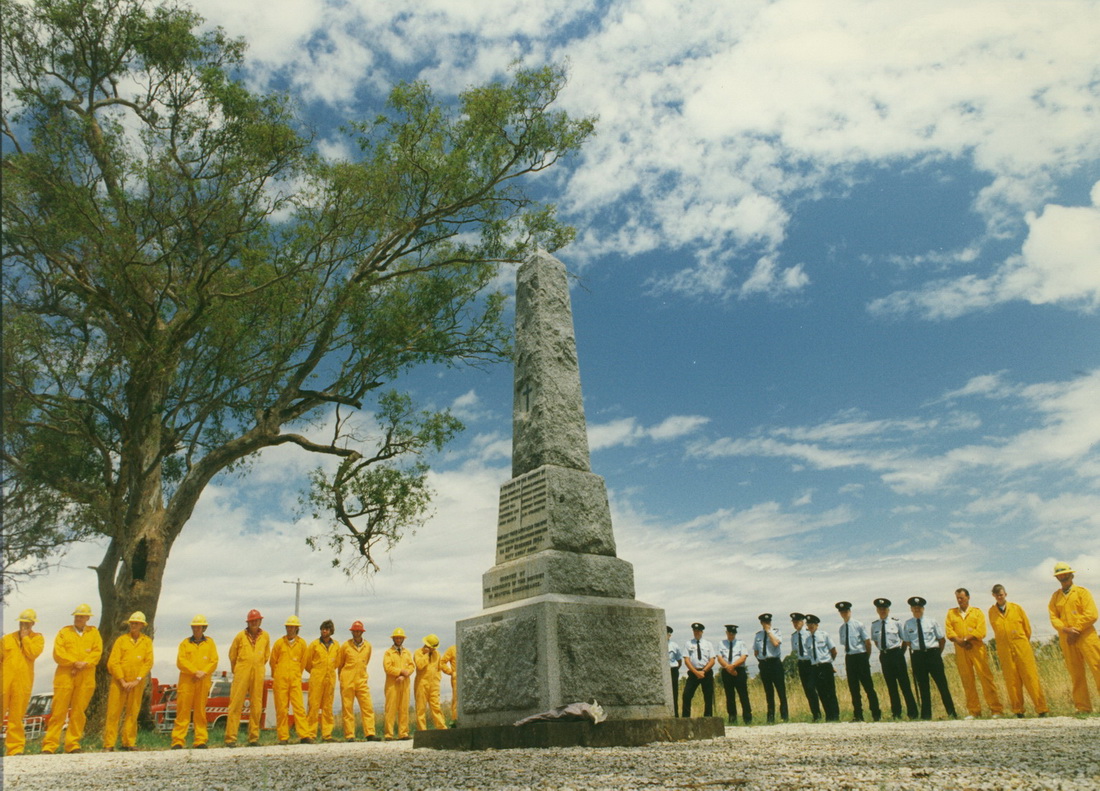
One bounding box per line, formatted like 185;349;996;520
1;606;458;755
668;564;1100;724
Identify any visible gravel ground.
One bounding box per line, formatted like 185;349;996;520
2;717;1098;791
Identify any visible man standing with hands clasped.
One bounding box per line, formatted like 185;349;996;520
1048;562;1100;713
989;584;1048;718
902;596;957;720
946;587;1003;719
836;602;881;722
789;613;820;722
41;604;102;755
103;612;154;752
383;628;415;740
681;622;715;717
717;624;751;725
871;598;918;721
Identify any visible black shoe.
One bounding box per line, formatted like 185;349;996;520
1017;713;1025;719
1039;712;1048;718
299;737;313;745
246;741;260;747
366;735;379;741
171;745;183;750
67;749;83;754
277;740;288;746
224;742;237;748
195;744;208;749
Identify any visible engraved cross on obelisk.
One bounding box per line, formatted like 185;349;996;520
454;249;672;729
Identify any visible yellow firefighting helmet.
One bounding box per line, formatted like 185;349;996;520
285;615;302;627
424;633;440;648
18;609;37;623
391;627;406;638
128;611;148;625
72;603;94;617
1053;561;1076;577
191;614;209;627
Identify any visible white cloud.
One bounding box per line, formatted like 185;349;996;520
186;1;1098;305
870;185;1100;318
694;369;1100;495
588;414;709;450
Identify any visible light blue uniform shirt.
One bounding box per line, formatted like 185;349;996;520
684;638;715;671
839;619;870;654
718;638;748;667
871;617;905;651
901;616;945;650
790;627;811;660
806;630;835;665
668;640;683;668
753;628;784;660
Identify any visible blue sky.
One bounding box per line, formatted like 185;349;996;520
6;0;1099;697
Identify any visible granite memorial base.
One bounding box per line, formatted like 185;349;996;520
455;594;673;729
413;716;725;750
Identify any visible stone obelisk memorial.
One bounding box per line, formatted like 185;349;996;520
417;250;722;749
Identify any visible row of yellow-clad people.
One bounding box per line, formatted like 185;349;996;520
0;606;458;755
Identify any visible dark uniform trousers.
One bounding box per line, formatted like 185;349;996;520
910;648;957;720
681;670;714;717
797;659;821;720
879;647;918;719
670;666;680;717
844;651;881;720
720;667;752;723
757;658;788;722
813;663;841;721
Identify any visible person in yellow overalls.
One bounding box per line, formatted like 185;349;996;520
988;584;1048;717
337;620;376;741
270;615;308;744
383;627;415;740
2;609;44;756
944;587;1003;718
1048;562;1100;712
171;615;218;749
414;634;448;731
104;612;154;751
440;643;457;722
224;608;270;747
42;603;103;754
303;619;339;743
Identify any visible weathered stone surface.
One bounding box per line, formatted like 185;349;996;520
459;615;540;715
494;465;616;565
512;250;591;478
556;609;665;706
456;595;672;728
482;550;635;608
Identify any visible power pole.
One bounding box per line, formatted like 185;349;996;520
283;578;314;617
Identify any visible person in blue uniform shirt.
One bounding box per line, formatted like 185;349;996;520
716;624;752;725
805;614;840;722
789;612;820;722
753;613;788;723
836;602;882;722
871;597;919;720
901;596;957;720
667;626;682;717
681;622;715;717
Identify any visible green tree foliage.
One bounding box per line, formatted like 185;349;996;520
1;0;594;643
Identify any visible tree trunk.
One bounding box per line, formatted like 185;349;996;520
85;511;175;735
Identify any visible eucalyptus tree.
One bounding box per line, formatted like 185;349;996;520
1;0;594;646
